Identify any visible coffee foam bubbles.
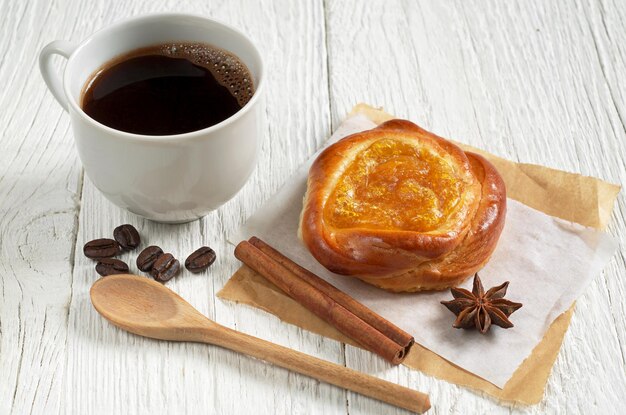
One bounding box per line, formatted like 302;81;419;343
160;43;255;107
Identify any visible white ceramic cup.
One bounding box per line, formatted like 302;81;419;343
39;13;264;223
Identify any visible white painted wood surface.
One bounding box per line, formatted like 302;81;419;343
0;0;624;414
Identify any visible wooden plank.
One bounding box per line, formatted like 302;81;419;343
0;0;85;413
61;0;337;414
325;0;625;413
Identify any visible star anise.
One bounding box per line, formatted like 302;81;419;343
440;274;522;334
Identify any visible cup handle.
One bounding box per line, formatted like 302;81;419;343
39;40;78;111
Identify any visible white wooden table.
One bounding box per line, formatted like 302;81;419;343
1;1;625;414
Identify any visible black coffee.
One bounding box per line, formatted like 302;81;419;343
81;43;254;135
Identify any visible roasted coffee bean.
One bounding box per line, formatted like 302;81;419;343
136;245;164;272
113;224;141;250
95;258;130;276
185;246;216;273
151;253;180;283
84;238;121;259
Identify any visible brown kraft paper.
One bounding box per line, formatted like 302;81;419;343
218;104;620;404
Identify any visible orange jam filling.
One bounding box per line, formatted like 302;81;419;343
325;138;463;232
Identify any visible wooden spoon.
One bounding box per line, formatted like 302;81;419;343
90;274;430;413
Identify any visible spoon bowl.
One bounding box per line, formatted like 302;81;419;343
92;274;178;321
91;274;215;341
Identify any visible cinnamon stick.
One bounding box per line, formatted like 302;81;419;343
234;239;414;364
248;237;415;350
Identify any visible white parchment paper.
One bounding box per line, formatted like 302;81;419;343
230;114;617;388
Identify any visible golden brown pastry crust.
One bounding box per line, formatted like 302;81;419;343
300;119;506;292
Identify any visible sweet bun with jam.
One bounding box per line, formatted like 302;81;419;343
299;119;506;292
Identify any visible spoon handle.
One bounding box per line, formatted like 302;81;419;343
199;324;430;413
